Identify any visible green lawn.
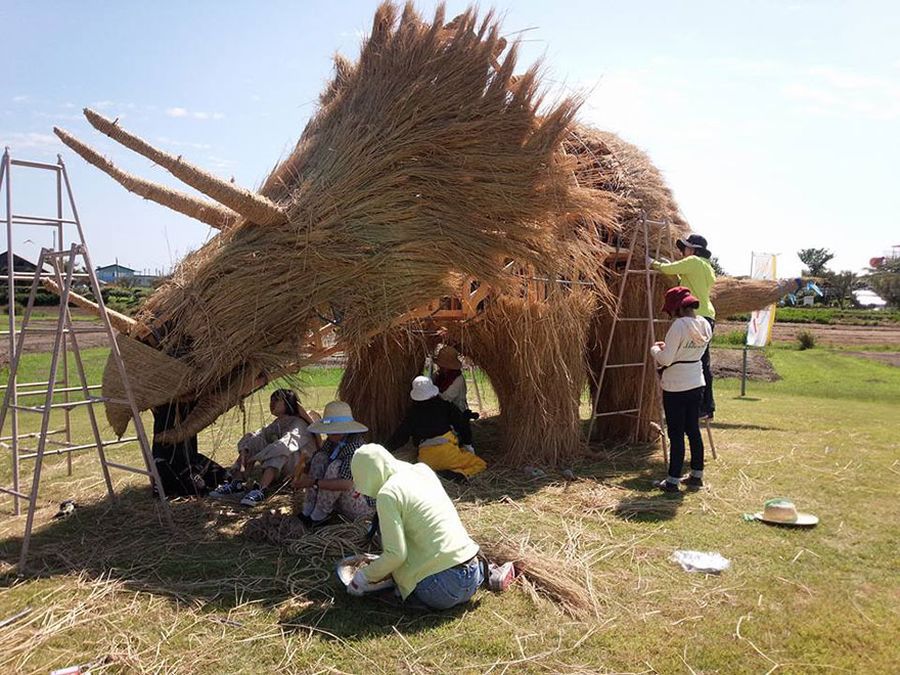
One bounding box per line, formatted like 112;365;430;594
0;349;898;673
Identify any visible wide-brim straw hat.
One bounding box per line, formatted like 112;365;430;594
308;400;368;434
754;499;818;527
410;375;440;401
435;345;462;370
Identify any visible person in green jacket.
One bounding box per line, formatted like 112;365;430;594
651;233;717;419
347;444;511;609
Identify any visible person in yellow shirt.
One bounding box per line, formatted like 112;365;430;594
651;234;717;419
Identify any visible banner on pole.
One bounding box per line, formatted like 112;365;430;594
746;252;777;347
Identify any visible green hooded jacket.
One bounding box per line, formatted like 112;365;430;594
351;444;480;599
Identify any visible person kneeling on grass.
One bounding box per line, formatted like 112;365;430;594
346;444;513;609
210;389;317;506
386;376;486;481
293;401;374;527
651;286;712;493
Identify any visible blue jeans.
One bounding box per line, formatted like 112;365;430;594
412;557;483;610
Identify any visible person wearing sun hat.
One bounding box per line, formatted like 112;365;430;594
432;345;469;412
293;400;374;526
651;233;718;419
387;376;487;480
650;286;712;493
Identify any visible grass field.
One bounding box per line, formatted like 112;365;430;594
0;348;898;673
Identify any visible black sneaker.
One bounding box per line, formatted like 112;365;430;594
681;475;704;491
654;479;680;493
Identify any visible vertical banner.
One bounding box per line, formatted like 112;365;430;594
746;252;777;347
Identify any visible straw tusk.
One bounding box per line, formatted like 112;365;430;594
40;277;137;335
82;108;288;226
54;127;237;230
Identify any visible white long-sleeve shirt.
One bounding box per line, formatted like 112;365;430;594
438;373;468;411
650;317;712;392
238;416;316;464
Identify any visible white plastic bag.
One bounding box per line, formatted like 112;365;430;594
671;550;730;574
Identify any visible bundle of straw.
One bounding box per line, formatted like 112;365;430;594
478;535;598;619
56;2;607;442
711;277;794;318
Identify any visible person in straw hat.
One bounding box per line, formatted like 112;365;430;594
651;233;717;420
432;345;469;413
387;376;487;481
293;401;374;526
346;443;514;609
651;286;712;493
209;389;318;506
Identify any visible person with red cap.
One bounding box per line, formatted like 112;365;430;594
651;286;713;492
651;234;717;419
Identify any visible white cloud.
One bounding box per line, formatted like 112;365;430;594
12;95;29;103
782;66;900;121
166;107;225;120
0;131;61;152
93;100;115;109
204;155;237;173
156;135;212;151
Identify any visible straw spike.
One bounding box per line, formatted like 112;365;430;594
54;127;237;230
82;109;288;226
41;277;138;335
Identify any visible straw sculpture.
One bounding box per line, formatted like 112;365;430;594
53;1;793;461
55;2;607;443
339;331;429;443
450;288;596;466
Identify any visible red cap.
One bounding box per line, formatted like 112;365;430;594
662;286;700;315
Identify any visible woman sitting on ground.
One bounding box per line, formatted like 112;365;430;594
293;401;374;527
387;376;486;480
651;286;712;493
432;345;468;412
347;444;513;609
210;389;317;506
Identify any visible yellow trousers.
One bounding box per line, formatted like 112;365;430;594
417;432;487;478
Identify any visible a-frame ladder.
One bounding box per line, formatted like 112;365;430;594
0;151;172;572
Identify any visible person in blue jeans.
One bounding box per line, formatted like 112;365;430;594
347;444;512;610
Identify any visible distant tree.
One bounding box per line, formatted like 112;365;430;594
865;256;900;308
797;248;834;277
708;256;726;276
822;270;862;309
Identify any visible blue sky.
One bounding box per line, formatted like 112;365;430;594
2;0;898;278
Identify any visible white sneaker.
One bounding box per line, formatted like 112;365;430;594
488;562;515;592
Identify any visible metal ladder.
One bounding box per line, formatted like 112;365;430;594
0;150;172;572
586;214;670;459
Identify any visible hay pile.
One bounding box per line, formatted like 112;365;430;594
56;1;609;443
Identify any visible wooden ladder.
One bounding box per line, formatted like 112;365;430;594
586;214;671;459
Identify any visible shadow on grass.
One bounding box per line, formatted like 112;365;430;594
611;471;685;522
0;485;464;639
710;421;783;431
0;415;680;638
